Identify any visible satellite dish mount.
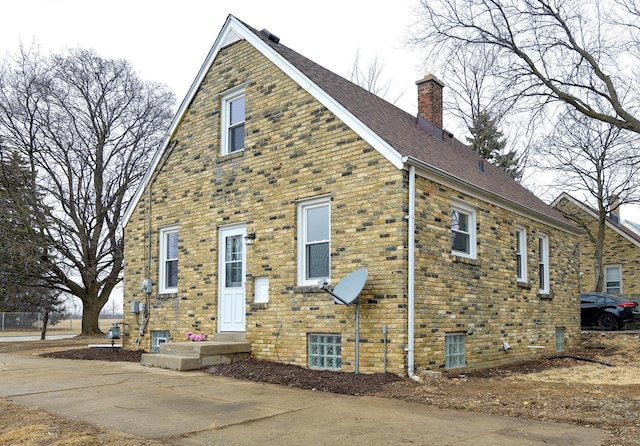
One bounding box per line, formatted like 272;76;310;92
319;268;368;373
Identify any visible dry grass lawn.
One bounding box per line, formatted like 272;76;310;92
1;331;639;445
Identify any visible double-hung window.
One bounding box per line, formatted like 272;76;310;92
221;87;245;155
451;203;476;259
538;233;550;294
604;265;622;294
516;226;527;282
159;226;179;294
298;197;330;286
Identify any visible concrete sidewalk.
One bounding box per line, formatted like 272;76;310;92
0;353;605;446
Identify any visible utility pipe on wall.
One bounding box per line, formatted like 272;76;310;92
406;164;421;382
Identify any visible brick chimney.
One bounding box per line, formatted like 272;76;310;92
416;74;445;128
609;195;621;223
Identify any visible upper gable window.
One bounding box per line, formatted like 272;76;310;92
221;88;245;155
451;203;476;259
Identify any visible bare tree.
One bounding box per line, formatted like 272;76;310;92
536;109;640;292
409;0;640;134
441;46;511;129
437;46;526;180
350;50;393;97
0;46;175;336
349;50;405;105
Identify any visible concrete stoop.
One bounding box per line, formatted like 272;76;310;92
141;333;251;371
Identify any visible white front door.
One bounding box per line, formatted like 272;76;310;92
218;225;246;332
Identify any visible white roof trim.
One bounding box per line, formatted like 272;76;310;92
406;157;581;235
552;192;640;246
122;15;403;228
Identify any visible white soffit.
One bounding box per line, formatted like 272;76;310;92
221;29;242;47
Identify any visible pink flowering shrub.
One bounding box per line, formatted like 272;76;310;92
185;331;207;342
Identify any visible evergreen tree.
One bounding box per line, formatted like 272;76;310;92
0;149;52;310
467;112;523;181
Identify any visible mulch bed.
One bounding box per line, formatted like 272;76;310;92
41;348;402;396
41;348;145;362
208;357;402;395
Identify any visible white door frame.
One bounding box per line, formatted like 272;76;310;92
218;224;246;332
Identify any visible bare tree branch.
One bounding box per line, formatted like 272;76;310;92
0;46;175;335
534;108;640;291
409;0;640;133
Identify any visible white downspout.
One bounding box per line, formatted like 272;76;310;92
407;164;421;382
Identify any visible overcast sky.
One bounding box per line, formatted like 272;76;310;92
3;0;639;224
1;0;423;114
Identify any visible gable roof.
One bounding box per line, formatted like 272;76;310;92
122;15;576;233
552;192;640;246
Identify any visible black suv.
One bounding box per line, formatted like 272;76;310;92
580;292;640;331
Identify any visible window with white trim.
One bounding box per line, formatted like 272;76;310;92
516;226;527;282
445;333;466;369
308;334;341;370
297;197;330;286
538;234;550;294
221;88;245;155
451;203;476;258
605;265;622;294
159;226;179;294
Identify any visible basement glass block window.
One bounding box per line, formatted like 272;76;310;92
151;330;170;353
555;327;565;352
445;333;466;369
308;334;341;370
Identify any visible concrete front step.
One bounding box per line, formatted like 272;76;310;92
141;334;251;371
159;341;251;358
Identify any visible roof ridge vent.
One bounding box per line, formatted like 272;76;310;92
260;29;280;44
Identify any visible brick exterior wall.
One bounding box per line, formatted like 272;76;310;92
413;180;581;371
124;40;409;374
123;39;581;375
554;198;640;299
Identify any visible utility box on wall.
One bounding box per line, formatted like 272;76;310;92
254;277;269;303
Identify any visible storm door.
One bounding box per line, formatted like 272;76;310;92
218;225;246;332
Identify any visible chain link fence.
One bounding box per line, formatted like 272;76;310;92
0;312;44;331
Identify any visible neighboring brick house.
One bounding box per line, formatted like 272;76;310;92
553;192;640;299
121;15;581;376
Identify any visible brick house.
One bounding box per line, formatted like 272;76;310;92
121;15;581;376
553;192;640;298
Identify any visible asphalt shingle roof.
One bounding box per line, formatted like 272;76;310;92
242;20;574;229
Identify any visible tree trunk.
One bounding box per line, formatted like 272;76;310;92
39;310;49;341
80;296;106;336
594;213;606;293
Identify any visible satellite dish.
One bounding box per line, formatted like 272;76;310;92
322;268;368;306
318;268;368;374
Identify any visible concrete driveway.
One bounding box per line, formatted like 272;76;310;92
0;353;605;445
